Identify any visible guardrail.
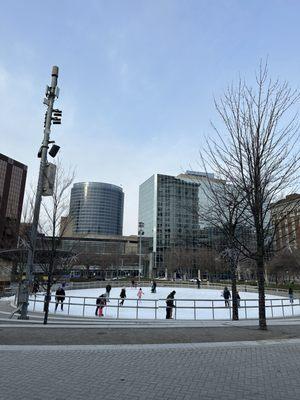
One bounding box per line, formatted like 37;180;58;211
62;280;299;298
28;293;300;321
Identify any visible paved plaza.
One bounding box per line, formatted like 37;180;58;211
1;340;300;400
1;300;300;399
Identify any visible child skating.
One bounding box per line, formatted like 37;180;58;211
137;288;144;303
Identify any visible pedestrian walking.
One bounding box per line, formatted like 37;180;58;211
137;288;144;302
151;280;157;293
166;291;176;319
106;284;112;301
222;287;231;308
55;286;66;311
120;288;126;306
288;286;294;304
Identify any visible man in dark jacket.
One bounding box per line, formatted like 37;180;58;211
223;287;231;307
151;280;157;293
55;287;66;311
166;291;176;319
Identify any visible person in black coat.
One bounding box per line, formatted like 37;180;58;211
120;288;126;306
32;281;39;297
151;280;157;293
106;284;112;301
166;291;176;319
223;287;231;307
55;287;66;311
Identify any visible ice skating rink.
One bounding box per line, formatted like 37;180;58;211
28;286;300;320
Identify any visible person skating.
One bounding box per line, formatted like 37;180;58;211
196;278;201;289
55;286;66;311
95;294;105;316
288;286;294;304
137;288;144;303
98;294;107;316
223;287;231;307
166;291;176;319
151;280;157;293
131;279;135;288
106;284;112;301
32;281;39;297
120;288;126;306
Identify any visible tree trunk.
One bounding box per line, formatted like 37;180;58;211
257;256;267;330
231;263;239;321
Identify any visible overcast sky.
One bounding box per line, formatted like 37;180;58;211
1;0;300;235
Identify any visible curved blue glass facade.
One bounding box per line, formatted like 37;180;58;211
69;182;124;235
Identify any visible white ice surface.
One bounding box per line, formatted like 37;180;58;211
27;285;300;320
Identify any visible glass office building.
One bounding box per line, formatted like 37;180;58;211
69;182;124;236
139;174;199;274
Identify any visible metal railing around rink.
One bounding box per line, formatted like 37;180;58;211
27;294;300;321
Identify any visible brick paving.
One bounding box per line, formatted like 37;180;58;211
1;341;300;400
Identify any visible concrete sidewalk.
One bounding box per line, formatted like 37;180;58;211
1;339;300;400
1;323;300;345
2;297;300;345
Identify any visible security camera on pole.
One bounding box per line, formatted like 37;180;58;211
19;66;62;319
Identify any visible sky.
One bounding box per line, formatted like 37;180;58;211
1;0;300;235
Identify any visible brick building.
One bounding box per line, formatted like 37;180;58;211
0;153;27;250
271;194;300;251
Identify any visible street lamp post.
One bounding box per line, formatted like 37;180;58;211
19;66;62;319
138;222;144;282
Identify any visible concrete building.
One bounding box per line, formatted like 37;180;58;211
68;182;124;236
271;193;300;251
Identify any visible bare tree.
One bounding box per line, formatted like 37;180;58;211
20;160;76;324
205;62;300;329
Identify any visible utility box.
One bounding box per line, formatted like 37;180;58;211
42;163;56;196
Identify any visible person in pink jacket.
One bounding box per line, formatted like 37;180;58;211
137;288;144;303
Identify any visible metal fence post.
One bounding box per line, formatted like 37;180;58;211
270;299;274;318
68;296;71;315
194;300;196;320
83;297;86;317
155;300;157;319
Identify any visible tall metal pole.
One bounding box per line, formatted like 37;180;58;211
19;66;59;319
138;222;144;282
